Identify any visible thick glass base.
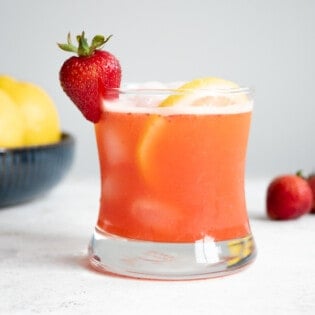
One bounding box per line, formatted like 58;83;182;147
88;228;256;280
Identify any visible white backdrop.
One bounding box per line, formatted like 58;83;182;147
1;0;314;178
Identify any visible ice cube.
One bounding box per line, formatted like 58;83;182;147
102;127;127;166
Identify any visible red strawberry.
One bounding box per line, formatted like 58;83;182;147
266;173;313;220
58;32;121;122
307;174;315;213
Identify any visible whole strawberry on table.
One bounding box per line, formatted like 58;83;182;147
266;171;314;220
307;174;315;213
58;32;121;123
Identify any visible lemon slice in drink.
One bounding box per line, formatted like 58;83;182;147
137;77;246;188
159;77;245;108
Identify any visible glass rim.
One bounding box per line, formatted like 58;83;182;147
105;85;254;96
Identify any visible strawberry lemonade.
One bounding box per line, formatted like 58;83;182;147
90;78;257;279
58;31;255;279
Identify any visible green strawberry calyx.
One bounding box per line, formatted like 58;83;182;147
296;170;305;179
58;31;112;57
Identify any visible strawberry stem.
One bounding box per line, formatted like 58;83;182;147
296;170;304;178
58;32;112;57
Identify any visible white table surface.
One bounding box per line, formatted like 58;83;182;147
1;176;314;315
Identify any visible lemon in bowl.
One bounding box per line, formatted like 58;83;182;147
0;89;25;148
0;75;74;207
0;75;61;147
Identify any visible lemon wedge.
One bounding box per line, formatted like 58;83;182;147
159;77;245;108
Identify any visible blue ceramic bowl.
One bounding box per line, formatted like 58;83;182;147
0;133;75;207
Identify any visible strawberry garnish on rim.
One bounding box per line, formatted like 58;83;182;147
58;32;121;123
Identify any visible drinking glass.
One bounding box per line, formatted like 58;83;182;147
88;84;256;280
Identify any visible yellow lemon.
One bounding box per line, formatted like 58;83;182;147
0;75;18;93
0;90;26;148
0;76;61;146
159;77;243;107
